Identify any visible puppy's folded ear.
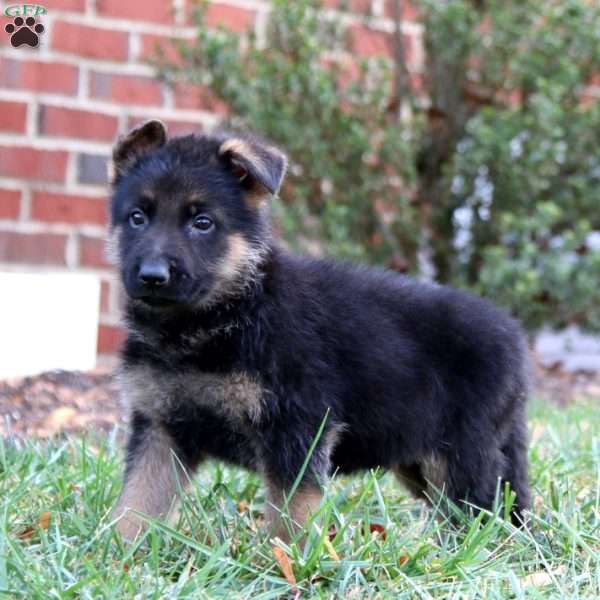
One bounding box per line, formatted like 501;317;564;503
110;120;167;184
218;136;287;204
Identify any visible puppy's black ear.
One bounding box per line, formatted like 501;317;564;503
218;136;287;202
110;120;167;184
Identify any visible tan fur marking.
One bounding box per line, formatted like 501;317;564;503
245;188;268;208
219;232;250;281
265;479;323;541
219;138;283;167
393;454;448;500
393;464;427;498
421;454;448;496
112;426;186;540
203;232;268;307
218;139;258;164
121;365;265;424
324;423;345;453
188;192;207;204
218;138;270;207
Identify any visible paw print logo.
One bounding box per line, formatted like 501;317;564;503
5;16;45;48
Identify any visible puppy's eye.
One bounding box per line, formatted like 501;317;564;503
129;209;147;228
192;215;214;232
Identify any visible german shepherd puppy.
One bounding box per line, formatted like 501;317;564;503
110;120;531;540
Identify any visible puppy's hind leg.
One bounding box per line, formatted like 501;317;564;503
112;412;198;540
393;457;452;513
392;463;428;500
500;415;531;522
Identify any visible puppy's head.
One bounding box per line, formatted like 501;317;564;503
109;120;287;311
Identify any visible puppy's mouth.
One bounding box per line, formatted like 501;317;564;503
125;280;212;311
133;288;210;310
138;296;179;308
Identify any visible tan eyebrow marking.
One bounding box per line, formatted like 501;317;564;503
139;189;155;201
188;192;207;204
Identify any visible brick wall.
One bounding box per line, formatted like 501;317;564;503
0;0;422;358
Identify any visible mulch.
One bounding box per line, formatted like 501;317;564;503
0;358;598;438
0;368;122;438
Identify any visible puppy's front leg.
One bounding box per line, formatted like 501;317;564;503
261;419;333;541
264;478;323;542
112;413;189;540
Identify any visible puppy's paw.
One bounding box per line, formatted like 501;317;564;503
112;507;146;541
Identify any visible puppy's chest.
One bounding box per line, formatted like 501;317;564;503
121;364;265;424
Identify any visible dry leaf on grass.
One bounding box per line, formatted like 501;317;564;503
43;407;78;434
367;523;387;540
38;511;52;529
521;566;566;588
16;525;35;540
399;555;409;566
17;511;53;540
272;545;296;586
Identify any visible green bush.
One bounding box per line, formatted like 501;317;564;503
158;0;600;332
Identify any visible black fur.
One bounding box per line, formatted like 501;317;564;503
111;121;531;536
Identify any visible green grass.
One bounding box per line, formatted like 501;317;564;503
0;400;598;599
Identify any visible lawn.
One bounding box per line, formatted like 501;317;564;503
0;400;598;599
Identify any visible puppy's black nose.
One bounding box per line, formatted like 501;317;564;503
139;259;170;287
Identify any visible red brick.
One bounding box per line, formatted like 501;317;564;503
46;0;86;10
39;105;118;141
410;71;425;95
156;119;201;136
589;72;600;86
90;71;163;106
52;21;129;60
0;146;68;182
172;81;228;113
321;55;361;89
581;88;599;109
78;153;109;186
0;189;21;219
100;279;111;313
383;0;419;21
0;231;67;265
348;24;393;57
139;33;187;65
97;0;175;23
324;0;372;13
0;58;78;95
31;191;108;225
97;323;126;354
187;1;255;32
207;2;255;31
80;235;110;268
127;115;201;137
0;100;27;133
